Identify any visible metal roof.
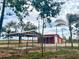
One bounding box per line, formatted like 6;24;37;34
6;31;40;37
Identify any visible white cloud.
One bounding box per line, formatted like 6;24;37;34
58;0;79;19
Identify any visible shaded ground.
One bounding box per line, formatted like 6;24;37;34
0;40;78;59
0;48;79;59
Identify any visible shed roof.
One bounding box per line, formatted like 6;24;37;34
6;31;40;37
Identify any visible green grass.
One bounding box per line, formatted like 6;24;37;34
64;53;79;59
27;49;72;59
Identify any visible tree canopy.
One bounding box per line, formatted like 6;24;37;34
7;0;31;20
67;14;79;24
24;22;37;31
0;0;65;34
32;0;64;18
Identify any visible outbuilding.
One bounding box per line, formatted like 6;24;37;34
38;34;63;44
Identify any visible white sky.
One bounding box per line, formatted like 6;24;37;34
0;0;79;39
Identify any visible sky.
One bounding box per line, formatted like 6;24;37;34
0;0;79;39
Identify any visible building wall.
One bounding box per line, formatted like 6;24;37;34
54;35;58;44
38;34;62;44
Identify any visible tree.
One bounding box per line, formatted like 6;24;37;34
18;20;25;32
63;36;67;48
5;21;12;47
6;0;31;28
37;16;41;33
11;21;17;32
75;23;79;49
67;14;79;48
24;22;37;31
0;0;30;35
5;21;17;32
1;27;6;32
4;21;18;47
32;0;64;17
7;0;30;44
24;22;37;47
32;0;65;56
6;0;32;32
0;0;6;35
7;0;30;16
7;0;31;45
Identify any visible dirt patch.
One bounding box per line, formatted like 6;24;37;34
0;51;11;58
0;50;17;58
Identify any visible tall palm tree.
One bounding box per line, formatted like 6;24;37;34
75;23;79;49
67;14;79;48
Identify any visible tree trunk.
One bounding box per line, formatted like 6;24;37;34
8;35;10;48
32;37;34;47
41;18;45;57
38;19;40;33
0;0;6;34
65;40;66;48
19;36;21;44
78;39;79;49
69;24;73;48
26;37;29;54
62;28;63;38
56;26;58;50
